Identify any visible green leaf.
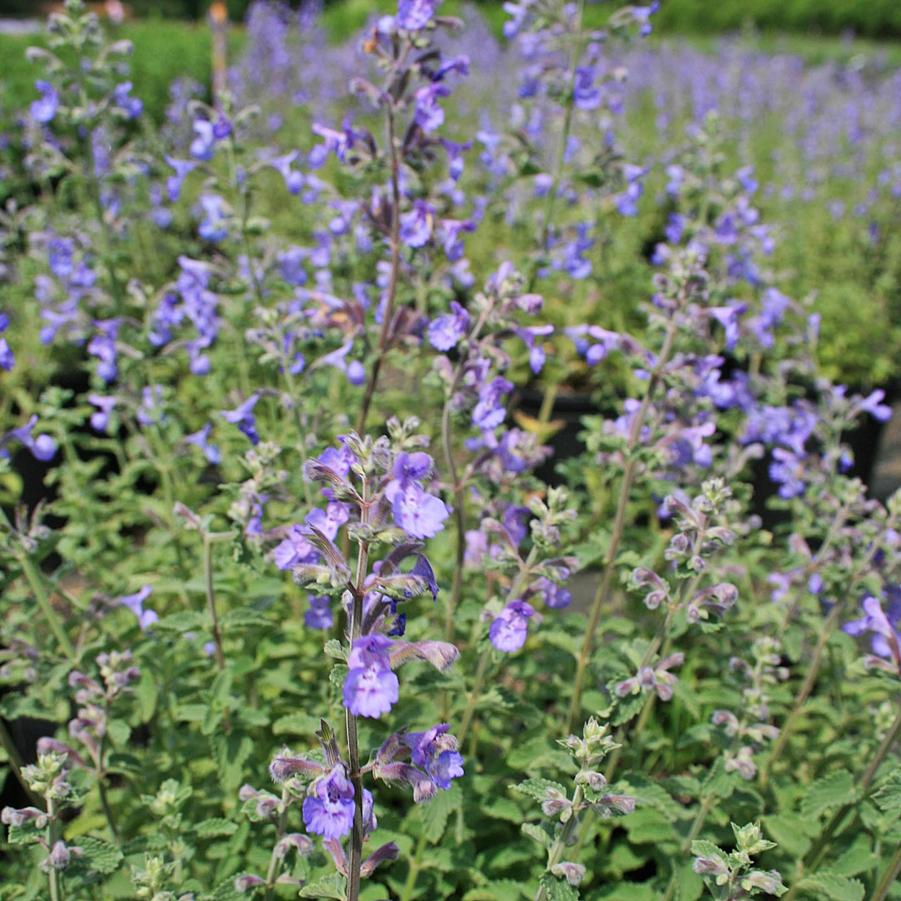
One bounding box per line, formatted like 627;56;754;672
537;874;580;901
801;771;857;820
195;817;239;838
154;611;207;632
272;712;320;736
463;880;529;900
522;822;552;849
77;836;123;875
872;767;901;811
511;778;568;804
299;872;347;899
670;860;704;900
324;639;346;659
689;840;728;865
624;808;678;845
421;783;462;843
830;836;876;877
795;871;865;901
763;813;816;858
221;608;271;629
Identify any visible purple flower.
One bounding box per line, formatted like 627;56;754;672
413;83;449;133
302;765;355;839
118;585;158;631
536;578;572;610
400;200;435;249
857;390;892;423
387;481;449;540
428;302;470;351
198;195;229;243
112;82;143;119
0;416;57;462
405;724;464;790
844;595;901;662
397;0;438;30
489;600;535;653
344;635;399;718
221;394;261;445
87;319;121;383
165;157;197;202
305;595;333;630
88;394;116;432
185;423;221;464
268;151;304;195
190;119;217;161
0;336;13;372
473;377;513;431
31;81;58;124
573;67;601;111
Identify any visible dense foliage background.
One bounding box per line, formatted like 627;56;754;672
0;1;899;900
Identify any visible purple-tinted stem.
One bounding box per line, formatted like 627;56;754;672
763;514;892;786
566;315;680;732
798;704;901;883
442;306;490;644
47;797;60;901
263;789;289;901
872;840;901;901
534;784;585;901
204;534;227;671
356;103;402;435
345;479;370;901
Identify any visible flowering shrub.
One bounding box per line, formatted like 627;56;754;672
0;1;899;900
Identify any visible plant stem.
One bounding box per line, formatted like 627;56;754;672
47;796;62;901
17;551;75;662
97;728;120;843
566;316;679;733
0;718;43;807
871;840;901;901
356;103;402;435
535;786;584;901
441;387;466;646
760;603;842;788
346;482;370;901
203;535;226;671
661;795;714;901
458;648;490;751
531;0;586;289
458;550;538;748
263;791;289;901
801;702;901;876
602;609;674;783
399;829;428;901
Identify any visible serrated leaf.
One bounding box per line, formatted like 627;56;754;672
624;808;678;845
154;611;207;632
801;772;857;820
537;874;580;901
795;871;865;901
690;840;728;865
763;813;816;858
421;783;462;842
671;860;703;900
522;822;552;848
195;817;238;838
272;712;320;736
872;768;901;812
511;778;567;804
463;880;529;900
830;836;876;877
221;608;271;629
298;872;347;898
77;836;123;875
